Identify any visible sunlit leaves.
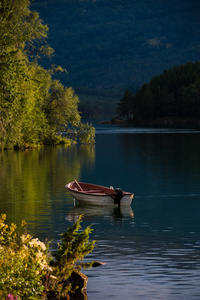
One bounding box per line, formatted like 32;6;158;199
52;214;96;295
45;81;81;130
0;214;48;299
0;0;95;149
0;214;96;299
78;122;96;144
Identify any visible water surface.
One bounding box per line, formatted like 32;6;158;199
0;124;200;299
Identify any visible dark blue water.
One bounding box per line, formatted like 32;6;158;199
0;124;200;299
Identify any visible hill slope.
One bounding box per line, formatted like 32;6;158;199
32;0;200;90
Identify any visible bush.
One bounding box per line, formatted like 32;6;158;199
0;214;96;300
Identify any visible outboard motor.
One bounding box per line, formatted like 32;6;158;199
114;188;124;206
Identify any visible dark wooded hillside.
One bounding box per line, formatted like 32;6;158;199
117;62;200;124
32;0;200;90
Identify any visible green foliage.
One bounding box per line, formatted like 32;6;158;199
117;62;200;123
0;0;95;149
0;214;49;299
0;214;96;299
44;81;81;130
77;88;122;118
0;0;50;149
78;123;96;144
50;215;96;297
46;214;96;298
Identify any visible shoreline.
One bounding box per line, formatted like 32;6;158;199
98;117;200;127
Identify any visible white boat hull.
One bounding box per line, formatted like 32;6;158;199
66;181;133;206
68;190;132;206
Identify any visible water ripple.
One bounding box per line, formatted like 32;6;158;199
95;127;200;135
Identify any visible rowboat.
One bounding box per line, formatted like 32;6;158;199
65;180;133;206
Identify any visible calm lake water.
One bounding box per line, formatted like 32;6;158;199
1;123;200;299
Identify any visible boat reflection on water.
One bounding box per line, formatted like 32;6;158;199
65;203;134;223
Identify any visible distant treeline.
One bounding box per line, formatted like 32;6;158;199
76;87;123;118
117;62;200;123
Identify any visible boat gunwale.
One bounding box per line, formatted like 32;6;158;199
66;182;114;196
65;181;133;197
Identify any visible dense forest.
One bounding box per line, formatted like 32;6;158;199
31;0;200;117
0;0;95;150
116;62;200;124
32;0;200;89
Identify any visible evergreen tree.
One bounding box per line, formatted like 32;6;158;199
116;89;134;120
120;62;200;123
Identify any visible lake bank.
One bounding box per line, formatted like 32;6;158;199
98;116;200;127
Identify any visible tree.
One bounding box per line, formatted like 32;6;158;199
0;214;96;299
116;89;134;120
134;84;154;121
131;62;200;123
0;0;95;149
0;0;50;148
44;80;81;131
